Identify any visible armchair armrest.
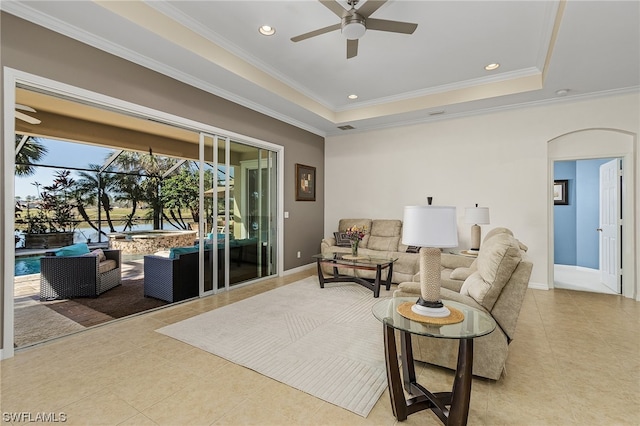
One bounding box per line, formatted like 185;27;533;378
103;249;121;266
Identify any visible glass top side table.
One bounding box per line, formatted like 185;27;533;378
372;297;496;425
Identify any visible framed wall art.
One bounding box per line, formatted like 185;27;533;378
295;163;316;201
554;179;568;205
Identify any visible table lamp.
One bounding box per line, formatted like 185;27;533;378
464;204;490;252
402;205;458;317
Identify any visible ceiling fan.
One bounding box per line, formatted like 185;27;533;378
291;0;418;59
15;104;41;125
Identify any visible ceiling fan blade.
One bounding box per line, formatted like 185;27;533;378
319;0;347;18
291;23;341;42
16;103;37;113
347;39;358;59
366;18;418;34
356;0;388;18
15;111;41;125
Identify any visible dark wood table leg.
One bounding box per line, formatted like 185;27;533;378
384;328;474;425
384;322;408;421
316;259;325;288
448;339;474;426
373;264;382;297
385;262;394;291
400;331;417;392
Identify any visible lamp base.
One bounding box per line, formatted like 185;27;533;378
411;297;451;318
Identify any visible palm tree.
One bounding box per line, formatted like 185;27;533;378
75;165;121;234
15;135;48;176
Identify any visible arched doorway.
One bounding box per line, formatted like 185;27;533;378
547;128;636;299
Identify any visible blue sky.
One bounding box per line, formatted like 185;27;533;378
15;139;113;199
15;138;231;199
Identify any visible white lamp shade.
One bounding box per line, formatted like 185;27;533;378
402;205;458;248
465;207;490;225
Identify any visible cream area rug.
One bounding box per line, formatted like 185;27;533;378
156;276;392;417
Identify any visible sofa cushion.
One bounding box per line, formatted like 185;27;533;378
368;235;401;251
169;246;199;259
98;259;117;274
460;233;522;310
370;219;402;237
367;219;401;251
333;232;352;247
55;243;90;257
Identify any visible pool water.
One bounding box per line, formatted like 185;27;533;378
15;256;42;276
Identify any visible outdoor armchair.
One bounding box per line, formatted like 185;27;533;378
40;248;122;300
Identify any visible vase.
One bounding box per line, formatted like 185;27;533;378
350;239;359;257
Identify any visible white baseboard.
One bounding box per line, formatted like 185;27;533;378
528;281;549;291
284;263;314;276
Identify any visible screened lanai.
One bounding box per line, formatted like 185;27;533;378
13;88;278;349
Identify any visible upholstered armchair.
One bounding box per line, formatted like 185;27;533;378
394;228;533;380
40;247;121;300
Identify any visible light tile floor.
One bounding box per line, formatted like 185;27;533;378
1;269;639;425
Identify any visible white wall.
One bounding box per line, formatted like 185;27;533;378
325;93;639;289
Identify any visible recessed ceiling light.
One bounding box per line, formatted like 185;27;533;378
259;25;275;36
348;94;358;100
484;63;500;71
555;89;569;96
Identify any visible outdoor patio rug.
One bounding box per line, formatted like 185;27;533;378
156;276;392;418
45;278;168;327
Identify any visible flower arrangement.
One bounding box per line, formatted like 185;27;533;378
345;225;366;241
345;225;366;256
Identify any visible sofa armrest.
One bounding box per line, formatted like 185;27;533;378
321;237;336;247
441;252;474;269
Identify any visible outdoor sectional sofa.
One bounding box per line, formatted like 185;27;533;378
143;248;208;303
143;237;262;303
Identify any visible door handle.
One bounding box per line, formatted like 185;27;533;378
596;228;603;232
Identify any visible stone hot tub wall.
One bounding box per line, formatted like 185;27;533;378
108;230;197;254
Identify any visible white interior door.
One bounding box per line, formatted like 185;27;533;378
599;159;621;293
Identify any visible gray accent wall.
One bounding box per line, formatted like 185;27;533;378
1;12;324;351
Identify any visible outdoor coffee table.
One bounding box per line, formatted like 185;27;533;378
312;253;397;297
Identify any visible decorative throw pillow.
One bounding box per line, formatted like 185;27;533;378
55;243;90;257
333;232;352;247
83;248;107;262
406;246;420;253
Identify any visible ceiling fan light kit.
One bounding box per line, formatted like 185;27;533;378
291;0;417;59
342;15;366;40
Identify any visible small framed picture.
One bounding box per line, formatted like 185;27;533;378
295;163;316;201
554;179;568;205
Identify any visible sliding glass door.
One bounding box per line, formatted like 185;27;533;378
199;133;277;295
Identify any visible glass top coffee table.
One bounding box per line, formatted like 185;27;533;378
312;253;398;297
372;297;496;424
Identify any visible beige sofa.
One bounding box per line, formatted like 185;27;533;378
321;218;421;284
393;228;533;380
